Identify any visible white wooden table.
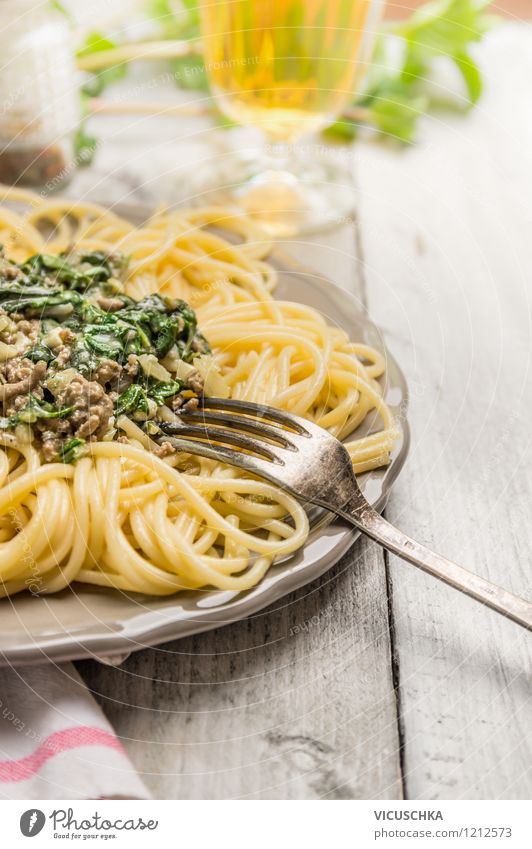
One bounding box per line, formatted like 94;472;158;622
71;24;532;800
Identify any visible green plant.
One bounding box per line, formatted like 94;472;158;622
72;0;497;159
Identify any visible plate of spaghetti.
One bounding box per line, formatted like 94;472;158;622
0;188;408;664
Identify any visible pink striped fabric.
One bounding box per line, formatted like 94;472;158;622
0;727;124;783
0;662;149;799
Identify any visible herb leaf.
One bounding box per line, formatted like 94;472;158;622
148;379;183;407
59;438;86;463
77;32;128;97
24;344;55;365
115;385;149;417
327;0;496;143
14;394;73;425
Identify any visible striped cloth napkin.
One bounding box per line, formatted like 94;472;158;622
0;663;149;799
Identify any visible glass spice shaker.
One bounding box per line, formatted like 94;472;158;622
0;0;80;190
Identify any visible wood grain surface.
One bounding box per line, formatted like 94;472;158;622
74;24;532;799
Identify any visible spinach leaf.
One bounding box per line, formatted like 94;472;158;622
84;332;124;359
69;340;100;376
59;438;86;464
14;394;73;425
147;379;183;407
24;344;55;365
115;385;149;417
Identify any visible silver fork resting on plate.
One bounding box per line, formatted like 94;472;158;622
155;398;532;632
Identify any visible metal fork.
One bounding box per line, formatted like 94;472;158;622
156;398;532;631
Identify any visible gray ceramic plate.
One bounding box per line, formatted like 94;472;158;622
0;239;409;666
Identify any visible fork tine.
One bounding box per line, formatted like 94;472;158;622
157;421;283;463
196;397;311;435
177;409;298;450
159;435;282;482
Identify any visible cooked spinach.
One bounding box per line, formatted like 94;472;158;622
8;394;73;426
115;384;149;417
147;379;184;407
59;437;86;463
68;339;101;376
19;250;127;292
0;250;209;458
24;343;55;364
0;252;208;372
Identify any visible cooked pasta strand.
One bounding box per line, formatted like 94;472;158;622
0;190;398;596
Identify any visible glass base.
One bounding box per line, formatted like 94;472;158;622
179;145;355;237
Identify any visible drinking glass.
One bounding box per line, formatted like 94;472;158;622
193;0;384;235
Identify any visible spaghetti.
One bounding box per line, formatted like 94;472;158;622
0;187;398;597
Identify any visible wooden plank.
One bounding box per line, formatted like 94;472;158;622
72;120;403;798
354;26;532;800
78;542;402;799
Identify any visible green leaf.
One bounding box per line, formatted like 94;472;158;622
397;0;493;51
84;332;124;359
77;32;120;59
49;0;73;23
15;394;73;425
73;121;97;166
398;0;494;97
171;55;209;91
147;0;174;18
147;379;183;407
322;119;358;143
328;0;496;144
452;49;483;103
215;111;238;130
115;385;149;417
145;0;200;38
144;0;205;92
59;438;86;463
24;344;55;365
78;32;128;97
368;94;429;143
69;341;100;376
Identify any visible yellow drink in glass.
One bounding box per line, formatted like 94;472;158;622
201;0;372;141
194;0;383;235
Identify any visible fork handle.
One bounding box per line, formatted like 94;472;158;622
339;501;532;631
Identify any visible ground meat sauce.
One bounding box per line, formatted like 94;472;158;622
0;249;209;462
